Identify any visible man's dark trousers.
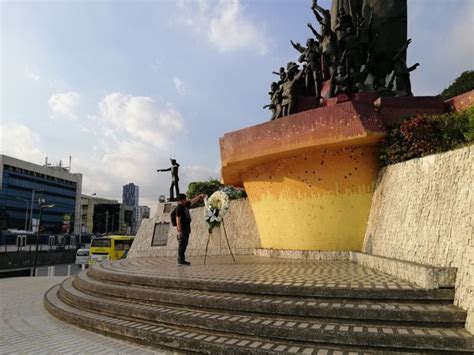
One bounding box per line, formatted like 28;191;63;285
177;233;190;263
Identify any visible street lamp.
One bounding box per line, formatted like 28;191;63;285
33;200;55;277
16;197;30;231
29;190;44;231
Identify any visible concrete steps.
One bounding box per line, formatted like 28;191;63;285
87;261;456;301
43;258;474;354
74;271;466;326
45;284;381;354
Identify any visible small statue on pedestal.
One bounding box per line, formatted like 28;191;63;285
272;67;287;85
263;82;283;120
332;65;351;96
157;159;180;201
282;62;305;117
388;39;420;97
291;38;322;98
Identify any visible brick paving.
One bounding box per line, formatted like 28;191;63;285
0;277;174;354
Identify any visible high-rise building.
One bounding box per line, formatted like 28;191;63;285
0;155;82;234
122;183;139;208
122;183;139;233
135;205;150;231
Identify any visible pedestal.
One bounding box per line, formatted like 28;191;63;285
220;96;445;251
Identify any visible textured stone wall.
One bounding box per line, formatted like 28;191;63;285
128;198;260;259
363;146;473;332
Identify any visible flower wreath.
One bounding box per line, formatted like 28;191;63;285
204;191;230;233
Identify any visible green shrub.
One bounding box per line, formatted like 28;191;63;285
441;71;474;100
186;179;247;206
380;110;473;166
187;179;223;200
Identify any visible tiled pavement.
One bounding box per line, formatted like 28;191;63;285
100;256;422;290
0;277;174;354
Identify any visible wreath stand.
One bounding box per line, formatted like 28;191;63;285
203;219;236;265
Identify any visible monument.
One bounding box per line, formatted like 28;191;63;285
263;0;415;119
223;0;441;252
42;1;473;351
156;158;180;201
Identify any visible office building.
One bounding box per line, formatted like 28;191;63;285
81;194;134;235
0;155;82;234
122;183;139;208
122;183;139;233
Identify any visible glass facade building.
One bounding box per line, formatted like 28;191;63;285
122;183;139;233
0;155;82;234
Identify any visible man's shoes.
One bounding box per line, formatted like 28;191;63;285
177;261;191;266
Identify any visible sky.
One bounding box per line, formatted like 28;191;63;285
1;0;473;214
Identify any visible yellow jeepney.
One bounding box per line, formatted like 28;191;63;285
89;235;134;265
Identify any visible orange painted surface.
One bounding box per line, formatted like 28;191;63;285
242;145;379;250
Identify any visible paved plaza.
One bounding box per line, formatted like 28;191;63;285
0;277;173;354
100;256;423;291
3;257;472;354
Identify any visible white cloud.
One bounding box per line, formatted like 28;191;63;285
175;0;269;55
182;165;219;183
70;92;189;215
0;123;46;162
173;77;186;95
48;92;80;119
97;92;184;148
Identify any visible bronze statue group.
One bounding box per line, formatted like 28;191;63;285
264;0;419;121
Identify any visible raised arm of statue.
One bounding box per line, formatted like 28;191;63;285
394;38;412;60
291;40;305;53
388;72;396;91
157;167;172;172
408;63;420;72
312;1;330;25
307;23;322;41
312;8;324;24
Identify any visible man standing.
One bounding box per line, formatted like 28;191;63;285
175;193;206;265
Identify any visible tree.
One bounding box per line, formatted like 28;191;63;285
441;71;474;100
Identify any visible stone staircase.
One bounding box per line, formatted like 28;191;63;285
44;257;474;354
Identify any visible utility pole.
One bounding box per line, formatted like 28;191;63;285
105;210;109;234
33;199;54;276
29;190;35;231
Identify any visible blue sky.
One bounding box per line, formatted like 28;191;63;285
1;0;473;212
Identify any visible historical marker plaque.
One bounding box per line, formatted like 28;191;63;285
151;222;170;246
163;203;173;214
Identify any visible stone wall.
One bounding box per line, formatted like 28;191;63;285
128;198;260;259
363;146;473;332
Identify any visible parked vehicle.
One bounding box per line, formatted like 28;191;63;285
75;248;90;266
89;235;134;265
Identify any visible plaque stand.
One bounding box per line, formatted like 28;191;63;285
203;219;236;265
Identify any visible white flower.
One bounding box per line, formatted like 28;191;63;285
204;191;230;229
